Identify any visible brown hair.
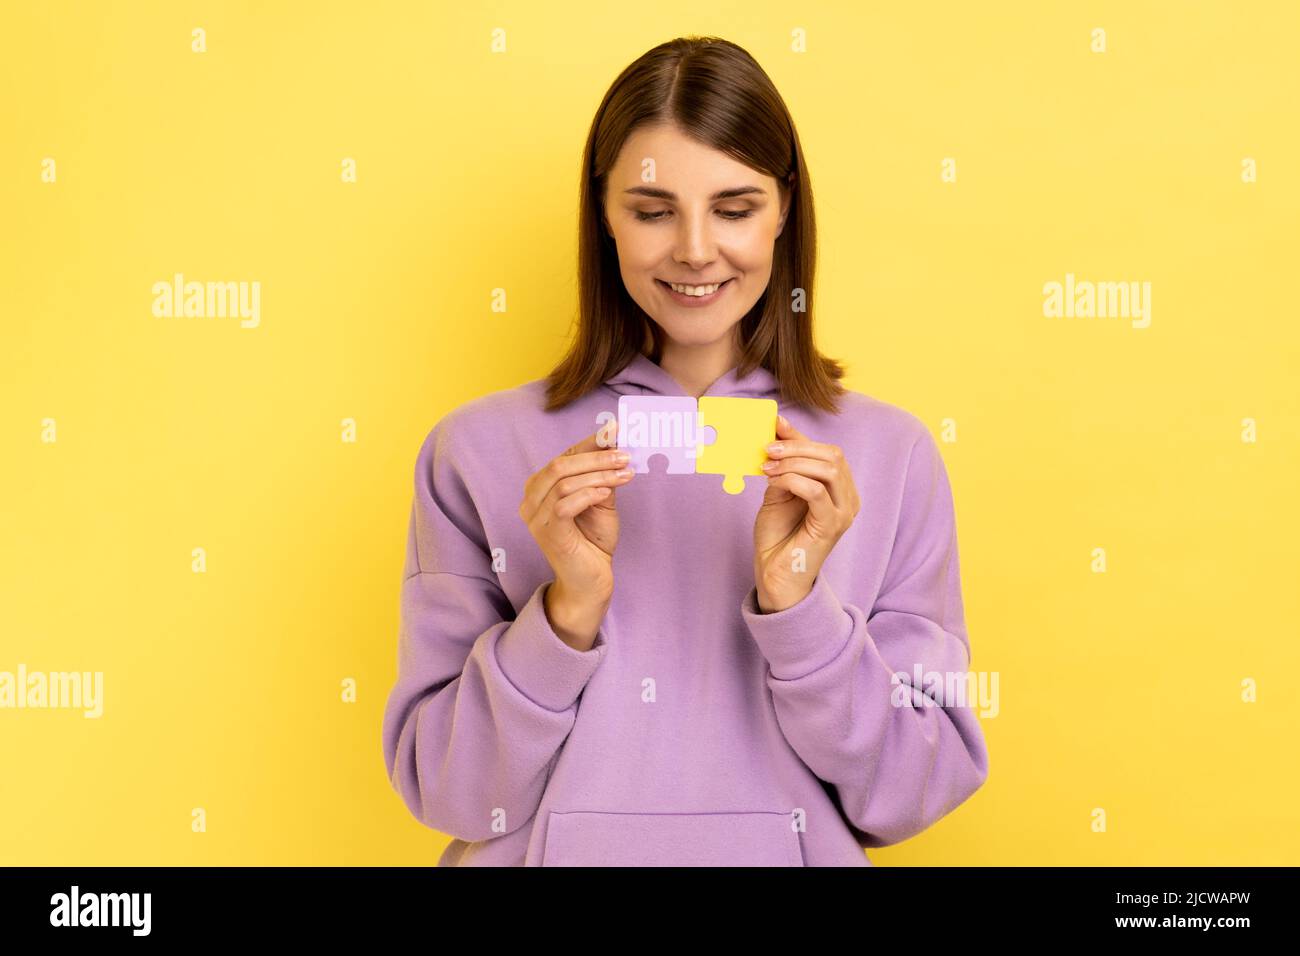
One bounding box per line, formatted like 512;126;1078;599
543;35;846;414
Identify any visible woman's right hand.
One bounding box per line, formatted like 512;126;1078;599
519;420;634;649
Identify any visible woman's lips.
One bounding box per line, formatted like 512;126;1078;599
656;277;734;306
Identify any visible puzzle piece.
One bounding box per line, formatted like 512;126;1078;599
696;397;779;494
617;396;715;474
616;394;777;495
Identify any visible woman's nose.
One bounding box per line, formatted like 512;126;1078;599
673;212;718;265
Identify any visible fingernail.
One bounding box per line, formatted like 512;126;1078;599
761;460;777;471
615;451;630;463
766;443;782;453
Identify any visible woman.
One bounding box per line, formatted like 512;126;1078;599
382;36;989;866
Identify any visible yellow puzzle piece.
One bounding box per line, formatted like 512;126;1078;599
695;397;779;495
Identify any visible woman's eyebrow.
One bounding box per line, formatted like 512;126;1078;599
623;185;767;200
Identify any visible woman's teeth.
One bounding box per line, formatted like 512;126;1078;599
667;280;727;296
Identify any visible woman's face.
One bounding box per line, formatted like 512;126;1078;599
603;122;791;352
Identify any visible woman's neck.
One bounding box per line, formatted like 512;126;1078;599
652;331;743;399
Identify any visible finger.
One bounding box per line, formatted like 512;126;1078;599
523;448;628;519
766;433;842;466
774;413;805;442
543;463;634;514
523;437;629;518
762;455;848;509
766;471;839;532
552;484;613;519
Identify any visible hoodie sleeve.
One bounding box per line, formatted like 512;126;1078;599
739;426;989;848
381;418;609;841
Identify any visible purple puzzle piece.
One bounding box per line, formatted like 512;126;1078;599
617;395;717;474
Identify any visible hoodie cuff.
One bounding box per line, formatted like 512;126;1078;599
740;574;855;681
493;580;608;712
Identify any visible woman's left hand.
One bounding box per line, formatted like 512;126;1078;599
753;414;860;613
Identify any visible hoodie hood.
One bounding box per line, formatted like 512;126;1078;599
603;351;781;400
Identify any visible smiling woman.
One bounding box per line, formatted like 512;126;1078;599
382;35;989;867
607;126;790;336
547;37;837;409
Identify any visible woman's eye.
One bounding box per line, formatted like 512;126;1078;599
633;209;755;222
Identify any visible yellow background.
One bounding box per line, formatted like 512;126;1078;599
2;1;1296;866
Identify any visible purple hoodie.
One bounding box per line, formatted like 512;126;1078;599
381;353;989;866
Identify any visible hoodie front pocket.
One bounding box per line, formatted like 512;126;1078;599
541;810;804;866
